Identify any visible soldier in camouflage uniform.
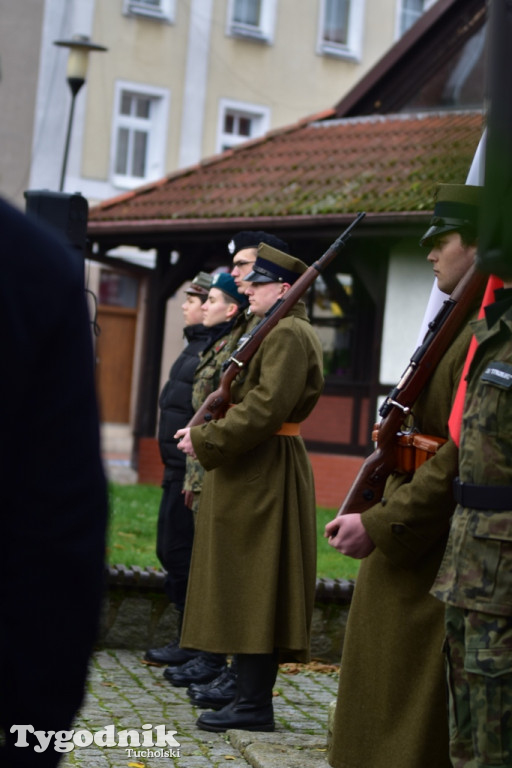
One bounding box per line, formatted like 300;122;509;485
183;273;249;515
431;276;512;768
184;231;291;513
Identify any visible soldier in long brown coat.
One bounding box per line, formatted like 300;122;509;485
175;245;324;733
325;184;483;768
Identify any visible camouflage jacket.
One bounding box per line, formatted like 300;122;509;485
432;301;512;615
183;325;242;496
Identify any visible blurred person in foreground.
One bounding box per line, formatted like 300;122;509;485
0;196;108;766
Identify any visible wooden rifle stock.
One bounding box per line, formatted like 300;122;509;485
187;212;366;428
337;263;487;517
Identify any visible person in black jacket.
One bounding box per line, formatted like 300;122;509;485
144;272;213;667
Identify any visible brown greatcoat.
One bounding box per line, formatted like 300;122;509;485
329;314;476;768
180;303;324;663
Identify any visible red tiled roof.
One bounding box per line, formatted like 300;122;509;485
89;111;483;227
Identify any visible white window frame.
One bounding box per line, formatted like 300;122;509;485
123;0;175;23
226;0;277;43
110;81;170;190
216;99;271;154
317;0;365;62
395;0;436;39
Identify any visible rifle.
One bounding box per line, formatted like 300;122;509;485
187;212;366;428
336;262;487;517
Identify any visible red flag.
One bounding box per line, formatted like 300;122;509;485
448;274;504;445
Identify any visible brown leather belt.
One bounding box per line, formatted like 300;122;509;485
275;422;301;436
229;405;300;436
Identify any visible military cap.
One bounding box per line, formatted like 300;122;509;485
245;243;307;285
185;271;212;298
227;231;290;256
420;183;482;247
211;272;249;307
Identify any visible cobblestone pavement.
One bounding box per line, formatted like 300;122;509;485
59;649;339;768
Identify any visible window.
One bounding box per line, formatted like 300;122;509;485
226;0;277;42
307;272;357;381
234;0;261;25
318;0;365;61
111;82;169;189
323;0;350;45
217;99;270;153
99;270;139;309
397;0;435;38
305;267;378;454
123;0;175;22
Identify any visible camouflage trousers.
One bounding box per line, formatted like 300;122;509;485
444;604;512;768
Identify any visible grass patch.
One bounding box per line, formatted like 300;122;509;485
107;483;162;569
107;484;360;580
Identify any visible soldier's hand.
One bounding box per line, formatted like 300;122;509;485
325;513;375;559
175;427;196;458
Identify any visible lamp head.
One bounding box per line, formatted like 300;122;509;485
54;35;107;87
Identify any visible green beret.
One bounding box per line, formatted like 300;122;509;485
210;272;248;307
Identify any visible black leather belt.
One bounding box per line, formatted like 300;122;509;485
453;477;512;511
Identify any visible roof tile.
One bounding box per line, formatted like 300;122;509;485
89;111;483;224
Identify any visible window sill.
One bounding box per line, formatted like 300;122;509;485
125;5;173;22
228;24;271;44
318;43;360;63
112;174;152;191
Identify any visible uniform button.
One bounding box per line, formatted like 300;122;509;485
391;523;406;535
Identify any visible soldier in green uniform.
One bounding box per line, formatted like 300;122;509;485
183;232;291;710
431;270;512;767
175;245;324;733
325;184;483;768
164;272;248;691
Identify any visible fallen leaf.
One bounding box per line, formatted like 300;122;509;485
279;661;339;675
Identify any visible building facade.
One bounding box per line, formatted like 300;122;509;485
1;0;435;209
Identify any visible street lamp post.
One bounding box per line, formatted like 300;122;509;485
54;35;107;192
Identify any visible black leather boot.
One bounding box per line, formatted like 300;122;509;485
188;658;237;709
164;652;226;687
144;611;200;666
196;652;278;732
144;641;199;667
